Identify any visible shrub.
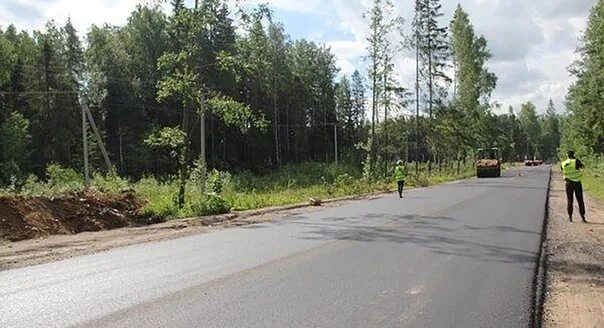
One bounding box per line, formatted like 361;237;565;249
188;193;232;216
206;169;225;194
46;163;84;193
408;174;430;187
91;172;130;194
20;174;46;195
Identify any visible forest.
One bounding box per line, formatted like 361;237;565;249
1;0;598;216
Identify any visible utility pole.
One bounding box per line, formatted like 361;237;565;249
334;124;338;165
78;96;113;174
273;77;280;166
405;131;409;163
82;103;89;186
383;74;389;177
73;72;111;182
415;0;420;175
199;93;206;193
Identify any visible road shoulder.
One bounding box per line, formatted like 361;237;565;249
0;193;381;271
543;169;604;327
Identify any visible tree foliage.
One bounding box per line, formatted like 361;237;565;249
563;0;604;157
0;0;588;194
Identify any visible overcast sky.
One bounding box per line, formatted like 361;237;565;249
0;0;596;113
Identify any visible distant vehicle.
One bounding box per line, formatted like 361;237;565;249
525;156;533;166
533;157;543;165
476;148;501;178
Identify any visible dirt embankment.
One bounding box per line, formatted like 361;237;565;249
0;191;151;242
544;169;604;327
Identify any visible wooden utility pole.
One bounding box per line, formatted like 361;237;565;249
427;0;434;175
415;0;420;175
273;78;280;166
73;72;111;182
334;124;338;165
199;92;207;192
78;96;113;174
383;73;389;177
82;103;89;186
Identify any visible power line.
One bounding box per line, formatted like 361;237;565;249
0;90;76;95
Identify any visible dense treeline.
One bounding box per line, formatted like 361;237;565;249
0;0;562;190
562;0;604;158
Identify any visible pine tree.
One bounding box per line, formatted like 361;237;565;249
336;75;353;158
447;4;497;154
365;0;402;175
519;102;541;157
540;99;560;160
564;0;604;155
415;0;450;119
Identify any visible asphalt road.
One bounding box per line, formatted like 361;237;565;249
0;165;550;328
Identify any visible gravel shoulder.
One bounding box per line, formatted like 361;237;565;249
544;169;604;327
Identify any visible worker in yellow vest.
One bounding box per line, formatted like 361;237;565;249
561;151;586;222
394;160;407;199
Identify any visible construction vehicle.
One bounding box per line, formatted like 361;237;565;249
476;148;501;178
533;156;543;166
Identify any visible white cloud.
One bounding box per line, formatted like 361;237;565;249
326;40;365;60
336;58;356;75
324;0;590;113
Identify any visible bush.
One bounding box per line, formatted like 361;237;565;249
335;173;363;194
206;169;229;194
135;177;180;218
91;172;130;194
408;174;430;187
20;174;46;195
188;193;232;216
45;163;85;194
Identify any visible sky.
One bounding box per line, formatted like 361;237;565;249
0;0;596;114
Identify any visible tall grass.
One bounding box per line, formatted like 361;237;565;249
582;156;604;202
2;161;477;219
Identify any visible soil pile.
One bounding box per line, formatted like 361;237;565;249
0;190;149;242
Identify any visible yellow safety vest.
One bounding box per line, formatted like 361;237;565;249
394;165;406;181
562;159;582;182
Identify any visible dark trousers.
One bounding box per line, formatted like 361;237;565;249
565;180;586;219
397;180;405;197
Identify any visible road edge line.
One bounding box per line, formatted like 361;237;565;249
531;165;551;328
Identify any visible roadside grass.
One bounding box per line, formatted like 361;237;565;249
2;162;478;219
583;174;604;202
584;158;604;202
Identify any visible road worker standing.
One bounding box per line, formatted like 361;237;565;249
561;151;587;223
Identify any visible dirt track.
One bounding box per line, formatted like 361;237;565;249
544;169;604;327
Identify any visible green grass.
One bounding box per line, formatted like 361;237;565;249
583;174;604;202
2;162;478;219
583;157;604;202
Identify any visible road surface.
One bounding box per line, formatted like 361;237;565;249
0;165;550;328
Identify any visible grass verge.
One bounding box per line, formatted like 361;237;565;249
2;162;478;220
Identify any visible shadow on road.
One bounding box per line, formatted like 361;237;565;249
464;183;548;191
290;213;537;265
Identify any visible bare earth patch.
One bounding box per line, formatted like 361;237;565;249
544;169;604;327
